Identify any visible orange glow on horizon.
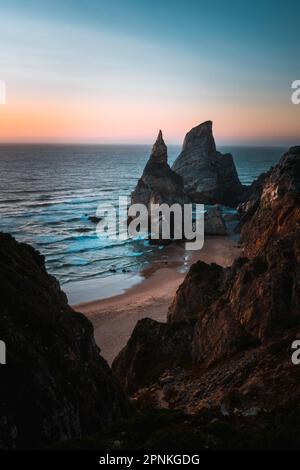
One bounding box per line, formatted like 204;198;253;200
0;96;299;145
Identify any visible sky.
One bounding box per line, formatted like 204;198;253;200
0;0;299;145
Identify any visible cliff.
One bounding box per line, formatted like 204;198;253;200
167;261;226;322
0;233;130;449
239;146;300;257
172;121;243;207
112;147;300;437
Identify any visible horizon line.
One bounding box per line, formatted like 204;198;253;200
0;141;294;148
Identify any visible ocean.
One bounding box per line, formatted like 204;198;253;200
0;144;286;292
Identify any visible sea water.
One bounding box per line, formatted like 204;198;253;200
0;144;285;293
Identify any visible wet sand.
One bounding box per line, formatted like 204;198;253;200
74;237;241;365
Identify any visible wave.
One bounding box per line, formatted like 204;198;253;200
1;144;282;284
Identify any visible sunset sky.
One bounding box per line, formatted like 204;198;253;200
0;0;299;145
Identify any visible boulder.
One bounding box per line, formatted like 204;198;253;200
172;121;243;207
88;215;103;224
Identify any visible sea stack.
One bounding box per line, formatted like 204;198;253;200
131;130;189;208
172;121;243;207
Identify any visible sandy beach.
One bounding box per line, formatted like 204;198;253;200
75;237;241;364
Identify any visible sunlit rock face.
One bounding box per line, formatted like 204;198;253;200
0;233;130;449
172;121;243;207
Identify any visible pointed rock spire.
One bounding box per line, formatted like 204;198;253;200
150;129;167;164
157;129;163;141
130;129;190;208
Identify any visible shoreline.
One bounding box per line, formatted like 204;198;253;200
74;236;241;365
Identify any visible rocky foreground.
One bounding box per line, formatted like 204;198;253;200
111;146;300;448
0;233;130;449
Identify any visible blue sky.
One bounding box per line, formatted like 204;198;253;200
0;0;299;144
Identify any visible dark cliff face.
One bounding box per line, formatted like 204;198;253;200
112;318;194;395
239;146;300;258
112;147;300;421
172;121;243;207
0;233;130;449
167;261;226;323
193;148;300;355
131;130;190;208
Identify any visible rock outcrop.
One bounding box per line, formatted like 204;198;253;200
172;121;243;207
240;146;300;258
167;261;225;323
112;318;194;395
131;130;229;238
0;233;130;449
236;146;300;244
204;205;227;235
192;146;300;356
112;146;300;425
131;131;189;208
235;171;268;232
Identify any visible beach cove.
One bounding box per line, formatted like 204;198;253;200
74;236;241;364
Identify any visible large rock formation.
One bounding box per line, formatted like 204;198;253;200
240;146;300;258
236;146;300;242
167;261;226;322
131;130;189;208
112;147;300;425
172;121;243;207
193;146;300;355
235;171;268;232
0;233;130;449
112;318;194;395
131;131;230;239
